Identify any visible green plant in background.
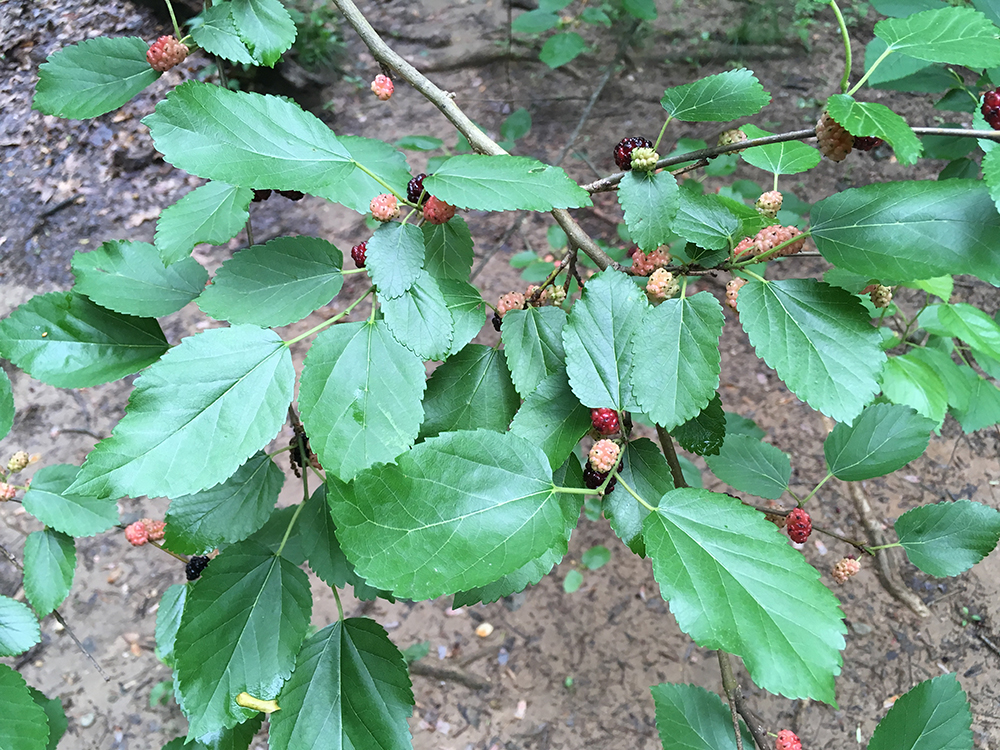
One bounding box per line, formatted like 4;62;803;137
4;0;1000;748
283;0;343;70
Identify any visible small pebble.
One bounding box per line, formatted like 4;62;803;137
475;622;494;638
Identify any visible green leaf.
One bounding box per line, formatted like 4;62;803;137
868;674;972;750
420;345;519;439
230;0;296;66
905;276;953;302
194;714;265;750
175;541;311;737
563;569;584;592
0;370;13;441
984;149;1000;216
33;36;159;119
21;465;119;537
880;352;948;426
725;411;765;439
824;403;935;481
0;665;49;750
269;619;413;749
331;430;577;599
144;82;353;195
0;292;168;388
424;155;591;212
738;279;886;423
198;236;343;327
154;181;253;265
896;500;1000;577
155;583;187;667
705;434;790;500
501;108;532;142
0;597;40;657
22;530;76;617
660;69;770;122
604;438;674;556
190;3;256;65
539;32;586;69
811;180;1000;285
72;240;208;317
335;135;413;214
864;39;940;89
651;683;752;750
875;6;1000;67
671;394;726;456
509;369;592;470
299;320;425;482
364;222;425;299
739;124;821;175
439;279;486;356
422;216;474;281
907;348;971;413
28;687;67;750
511;10;560;33
501;306;568;397
300;485;388;601
394;135;442;151
871;0;948;17
381;271;453;360
623;0;657;20
617;170;679;252
453;548;562;607
581;545;611;570
68;326;293;500
563;270;648;410
630;292;724;430
672;191;741;251
164;452;283;555
951;371;1000;433
824;94;923;166
246;506;306;565
920;304;1000;363
645;489;845;702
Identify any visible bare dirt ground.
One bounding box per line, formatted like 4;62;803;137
2;1;999;748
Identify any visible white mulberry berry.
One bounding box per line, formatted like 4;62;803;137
588;439;620;474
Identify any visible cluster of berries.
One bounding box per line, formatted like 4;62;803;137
583;439;622;495
0;483;15;502
646;269;679;301
147;35;189;72
832;556;861;584
733;225;806;259
124;518;166;546
861;283;893;308
786;508;812;544
614;137;653;170
629;247;670;276
775;729;802;750
526;284;566;307
725;277;747;312
982;88;1000;130
1;451;35;501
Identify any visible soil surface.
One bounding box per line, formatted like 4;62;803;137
2;1;999;749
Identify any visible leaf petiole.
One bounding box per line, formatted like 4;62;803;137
283;286;374;346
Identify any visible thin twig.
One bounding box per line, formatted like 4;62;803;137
718;651;770;750
409;661;491;690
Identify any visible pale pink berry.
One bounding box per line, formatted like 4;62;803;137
630;248;670;276
776;729;802;750
147;35;189;72
125;522;149;546
588;439;620;474
142;518;166;542
369;193;399;222
646;268;679;300
0;483;16;502
832;557;861;584
371;74;394;101
755;190;783;219
496;292;526;318
725;277;747;311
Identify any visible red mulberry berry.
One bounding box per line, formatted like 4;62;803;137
755;190;783;219
725;277;747;311
496;292;526;318
407;173;429;205
816;111;853;161
614;136;653;170
7;451;29;473
786;508;812;544
832;556;861;584
371;74;393;101
351;241;367;268
125;521;149;546
422;196;456;225
776;729;802;750
854;136;884;151
591;408;620;435
589;440;620;474
147;35;189;72
717;129;748;153
736;225;805;259
370;193;399;222
630;248;670;276
186;555;210;581
982;89;1000;130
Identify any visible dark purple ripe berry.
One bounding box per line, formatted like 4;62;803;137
351;241;367;268
583;461;607;489
407;173;429;206
491;310;502;332
186;555;210;581
614;136;653;170
982;88;1000;130
853;136;884;151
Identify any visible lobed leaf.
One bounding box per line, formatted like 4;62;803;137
630;292;724;430
72;240;208;317
645;489;845;702
896;500;1000;577
824;403;935;481
330;430;578;599
198;236;343;327
174;541;312;737
617;170;679;252
0;292;168;389
154;181;253;265
0;665;49;750
33;36;158;119
660;69;771;122
738;278;885;423
21;465;119;537
868;674;972;750
299;320;425;482
68;326;293;500
22;530;76;618
705;434;790;500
